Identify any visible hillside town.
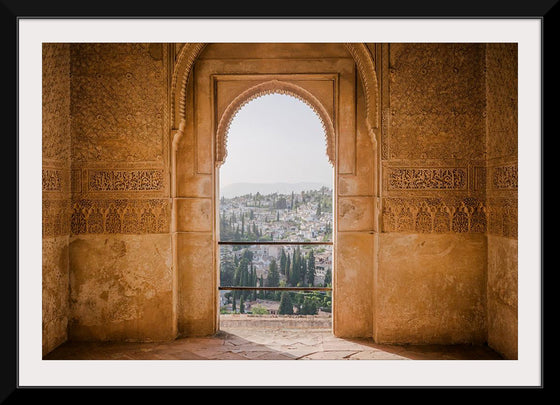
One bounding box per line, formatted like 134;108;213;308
219;187;333;315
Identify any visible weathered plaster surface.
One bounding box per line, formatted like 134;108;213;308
376;43;491;345
42;43;71;355
42;236;70;355
335;232;374;337
485;43;518;359
176;232;215;336
376;233;487;344
487;235;518;359
69;234;174;342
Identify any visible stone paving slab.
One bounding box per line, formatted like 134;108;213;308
299;350;360;360
348;351;408;360
44;326;503;361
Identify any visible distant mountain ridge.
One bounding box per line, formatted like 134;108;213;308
220;182;331;198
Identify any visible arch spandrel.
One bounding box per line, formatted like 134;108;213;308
171;43;379;143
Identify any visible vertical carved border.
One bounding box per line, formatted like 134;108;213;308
380;43;391;161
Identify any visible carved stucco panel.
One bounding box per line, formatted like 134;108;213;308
71;199;170;235
382;197;487;234
70;43;167;163
43;43;71;162
388;43;486;161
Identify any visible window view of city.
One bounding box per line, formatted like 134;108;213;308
218;93;333;322
219;187;333;317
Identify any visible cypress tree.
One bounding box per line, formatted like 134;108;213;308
291;247;301;286
301;256;307;286
307;250;316;287
278;292;294;315
324;268;332;287
266;259;280;288
286;255;291;286
280;248;287;275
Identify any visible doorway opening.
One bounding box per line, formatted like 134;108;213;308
217;93;334;331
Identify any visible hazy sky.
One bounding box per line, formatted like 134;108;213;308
219;94;334;187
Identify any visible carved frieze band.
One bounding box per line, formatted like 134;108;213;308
383;197;517;238
387;167;467;190
87;169;165;191
42;169;64;192
487;197;518;239
43;199;71;237
382;197;487;234
491;165;518;190
71;199;170;235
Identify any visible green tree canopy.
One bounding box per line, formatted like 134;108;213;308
266;258;280;287
278;292;294;315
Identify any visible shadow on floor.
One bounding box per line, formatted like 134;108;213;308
44;326;503;361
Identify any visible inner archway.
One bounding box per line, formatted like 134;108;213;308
217;93;334;331
173;43;377;339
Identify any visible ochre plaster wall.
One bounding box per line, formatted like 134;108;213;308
42;44;72;355
375;43;489;344
485;43;518;359
67;43;176;342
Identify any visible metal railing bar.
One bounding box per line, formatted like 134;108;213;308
219;286;332;291
218;241;333;246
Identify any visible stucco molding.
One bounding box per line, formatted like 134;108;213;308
214;79;335;167
171;43;379;144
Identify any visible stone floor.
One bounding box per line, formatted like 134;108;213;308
44;322;503;361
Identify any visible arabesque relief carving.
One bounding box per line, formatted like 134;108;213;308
491;165;518;190
70;43;167;163
487;197;518;239
42;169;64;192
43;199;71;237
42;44;71;162
70;199;170;235
387;43;486;161
387;167;467;190
382;197;487;234
88;169;165;191
486;44;518;159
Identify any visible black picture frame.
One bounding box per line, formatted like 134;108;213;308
5;0;552;396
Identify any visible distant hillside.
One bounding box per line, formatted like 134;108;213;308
220;182;331;198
